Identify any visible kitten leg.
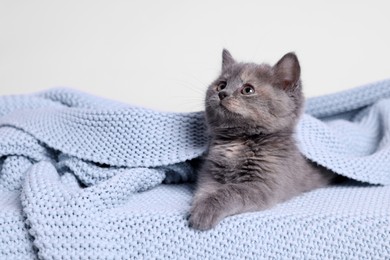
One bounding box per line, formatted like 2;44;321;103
189;182;275;230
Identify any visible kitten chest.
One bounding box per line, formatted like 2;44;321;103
207;139;264;182
206;136;287;183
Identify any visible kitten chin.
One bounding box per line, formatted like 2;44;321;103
189;50;337;231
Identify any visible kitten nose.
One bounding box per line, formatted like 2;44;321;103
218;91;228;100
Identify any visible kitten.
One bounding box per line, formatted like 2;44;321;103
189;50;336;230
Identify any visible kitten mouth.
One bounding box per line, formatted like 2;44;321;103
219;101;230;111
219;101;238;115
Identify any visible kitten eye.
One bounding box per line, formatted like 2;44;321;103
241;84;255;95
216;81;227;91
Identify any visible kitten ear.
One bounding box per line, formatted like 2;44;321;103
222;49;236;70
273;52;301;90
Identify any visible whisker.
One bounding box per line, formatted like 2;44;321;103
167;95;205;111
164;78;206;95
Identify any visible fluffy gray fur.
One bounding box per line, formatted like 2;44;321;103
189;50;336;230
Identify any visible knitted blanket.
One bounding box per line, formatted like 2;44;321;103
1;80;390;259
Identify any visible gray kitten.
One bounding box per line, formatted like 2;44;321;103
189;50;336;230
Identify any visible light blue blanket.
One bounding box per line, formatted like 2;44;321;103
1;80;390;259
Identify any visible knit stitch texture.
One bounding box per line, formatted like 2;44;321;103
1;80;390;259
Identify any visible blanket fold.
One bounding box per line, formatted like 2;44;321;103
1;80;390;259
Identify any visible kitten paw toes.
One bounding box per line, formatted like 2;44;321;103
188;201;223;231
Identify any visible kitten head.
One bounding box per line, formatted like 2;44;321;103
205;49;304;136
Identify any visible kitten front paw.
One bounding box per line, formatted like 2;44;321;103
189;198;224;231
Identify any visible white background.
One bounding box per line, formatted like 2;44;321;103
1;1;389;112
